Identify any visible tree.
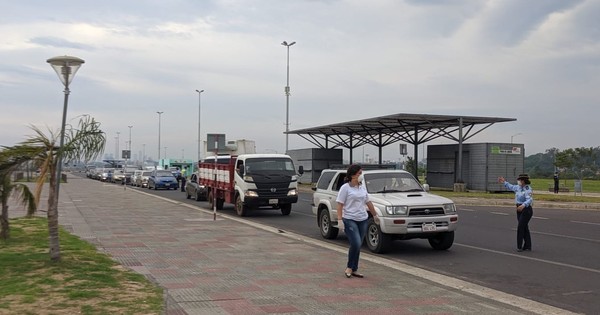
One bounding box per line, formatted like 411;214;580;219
0;115;105;260
0;171;36;240
555;147;598;180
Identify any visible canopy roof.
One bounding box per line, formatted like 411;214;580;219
287;113;516;149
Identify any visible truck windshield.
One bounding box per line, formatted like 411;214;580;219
245;158;296;176
364;173;423;194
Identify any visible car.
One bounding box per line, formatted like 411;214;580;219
312;168;458;254
148;170;179;190
133;170;153;187
185;173;207;201
112;169;125;183
99;168;114;182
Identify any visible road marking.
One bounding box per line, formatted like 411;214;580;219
571;220;600;226
533;216;548;220
459;208;477;212
510;229;600;243
490;212;509;216
456;243;600;275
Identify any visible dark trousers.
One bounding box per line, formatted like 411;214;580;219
343;218;369;272
516;206;533;250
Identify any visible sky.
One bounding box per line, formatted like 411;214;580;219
1;0;599;163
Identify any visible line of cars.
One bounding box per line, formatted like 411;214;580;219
86;166;181;190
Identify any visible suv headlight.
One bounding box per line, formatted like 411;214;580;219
245;190;258;197
243;176;254;182
443;203;456;213
385;205;408;215
287;189;297;196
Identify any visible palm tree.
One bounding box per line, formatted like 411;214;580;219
0;172;36;240
0;115;105;260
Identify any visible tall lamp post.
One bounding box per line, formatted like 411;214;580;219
128;125;133;156
195;89;204;164
281;40;296;154
116;131;120;159
47;55;84;261
156;111;163;168
511;133;522;144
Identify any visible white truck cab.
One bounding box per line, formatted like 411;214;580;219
312;169;458;253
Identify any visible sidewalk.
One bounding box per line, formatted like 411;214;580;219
14;175;577;314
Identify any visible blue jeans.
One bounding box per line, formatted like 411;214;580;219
343;218;369;272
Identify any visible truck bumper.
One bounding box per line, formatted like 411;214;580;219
379;214;459;234
243;196;298;207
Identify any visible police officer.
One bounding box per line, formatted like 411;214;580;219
498;174;533;252
180;167;187;192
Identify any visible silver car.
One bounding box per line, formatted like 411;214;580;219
135;170;153;188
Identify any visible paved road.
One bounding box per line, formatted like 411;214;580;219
135;182;600;314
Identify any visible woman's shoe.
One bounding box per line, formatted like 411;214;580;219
344;268;352;278
351;272;364;278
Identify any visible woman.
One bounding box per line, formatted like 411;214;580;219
336;164;379;278
498;174;533;252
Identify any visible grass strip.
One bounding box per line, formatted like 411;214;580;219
0;217;163;315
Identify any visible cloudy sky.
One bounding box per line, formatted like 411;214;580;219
1;0;598;163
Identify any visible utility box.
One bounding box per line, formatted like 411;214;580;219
427;143;524;192
287;148;343;184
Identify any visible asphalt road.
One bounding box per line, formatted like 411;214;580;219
123;182;600;314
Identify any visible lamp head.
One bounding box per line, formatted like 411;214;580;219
47;55;85;87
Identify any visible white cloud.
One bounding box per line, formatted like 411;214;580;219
1;0;599;161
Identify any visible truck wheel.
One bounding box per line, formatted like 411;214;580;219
319;210;339;239
280;204;292;216
366;219;391;254
428;231;454;250
235;195;247;217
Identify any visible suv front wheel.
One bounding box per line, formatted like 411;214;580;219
319;210;339;239
366;218;391;254
428;231;454;250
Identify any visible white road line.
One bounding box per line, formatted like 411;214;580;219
491;212;509;216
510;229;600;243
571;220;600;226
459;208;477;212
456;243;600;275
533;216;549;220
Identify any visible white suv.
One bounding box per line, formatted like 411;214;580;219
312;169;458;253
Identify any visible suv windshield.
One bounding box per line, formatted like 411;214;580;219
245;158;295;176
364;172;423;194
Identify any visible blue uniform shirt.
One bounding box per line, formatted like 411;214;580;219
503;181;533;207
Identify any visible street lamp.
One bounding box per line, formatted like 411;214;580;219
157;111;163;168
195;89;204;163
116;131;120;159
164;146;167;159
281;40;296;154
128;125;133;152
47;55;84;259
511;133;523;144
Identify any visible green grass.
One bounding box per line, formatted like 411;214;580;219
0;217;163;314
529;178;600;193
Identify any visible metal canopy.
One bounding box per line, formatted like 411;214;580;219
286;113;516;179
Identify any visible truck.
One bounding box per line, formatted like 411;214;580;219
312;168;458;253
198;154;304;216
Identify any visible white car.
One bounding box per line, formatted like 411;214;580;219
312;169;458;253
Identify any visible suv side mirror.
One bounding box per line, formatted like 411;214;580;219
298;165;304;175
311;184;317;191
422;184;430;192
